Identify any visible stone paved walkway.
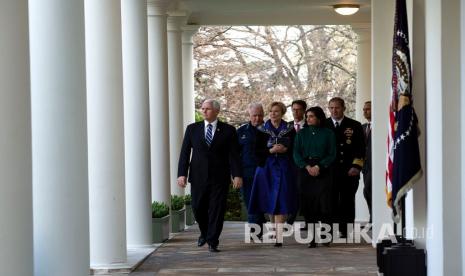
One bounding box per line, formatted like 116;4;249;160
130;222;377;275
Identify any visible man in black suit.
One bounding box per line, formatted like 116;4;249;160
177;99;243;252
287;100;307;227
362;101;372;223
326;97;365;239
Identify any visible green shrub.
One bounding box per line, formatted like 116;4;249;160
170;195;185;211
195;110;203;122
225;185;244;221
195;110;226;123
184;194;192;205
152;201;169;218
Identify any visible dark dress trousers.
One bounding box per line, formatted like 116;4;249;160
362;122;372;223
178;121;242;247
326;117;365;236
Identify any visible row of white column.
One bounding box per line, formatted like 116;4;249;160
0;0;197;275
352;24;372;222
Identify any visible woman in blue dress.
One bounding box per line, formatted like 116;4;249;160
249;101;298;247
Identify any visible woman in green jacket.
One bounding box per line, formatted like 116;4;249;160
293;106;336;248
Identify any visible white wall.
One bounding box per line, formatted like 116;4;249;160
425;0;462;274
424;0;443;273
440;0;462;274
0;1;33;275
371;0;396;245
462;0;465;272
409;0;427;250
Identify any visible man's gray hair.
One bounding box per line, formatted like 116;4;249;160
203;99;221;111
248;102;264;112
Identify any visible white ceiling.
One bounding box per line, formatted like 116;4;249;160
177;0;371;26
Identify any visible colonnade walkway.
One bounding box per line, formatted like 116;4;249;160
128;222;377;275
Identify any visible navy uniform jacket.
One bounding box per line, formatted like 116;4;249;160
326;117;365;172
237;122;259;178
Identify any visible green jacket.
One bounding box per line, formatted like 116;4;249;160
293;125;336;169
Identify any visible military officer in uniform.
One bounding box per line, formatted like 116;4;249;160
237;103;266;239
326;97;365;239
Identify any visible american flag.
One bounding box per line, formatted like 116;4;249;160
386;0;423;222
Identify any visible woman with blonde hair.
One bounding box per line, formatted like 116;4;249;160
249;101;298;247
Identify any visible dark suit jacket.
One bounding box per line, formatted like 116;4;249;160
326;117;365;172
362;123;372;174
178;121;242;205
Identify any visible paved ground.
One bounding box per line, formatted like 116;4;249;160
130;222;377;275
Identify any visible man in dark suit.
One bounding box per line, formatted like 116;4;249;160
362;101;372;223
287;100;307;227
326;97;365;239
177;99;243;252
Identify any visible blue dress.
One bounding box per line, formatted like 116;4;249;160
248;120;298;215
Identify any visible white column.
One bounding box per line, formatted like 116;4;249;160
424;0;443;273
29;1;89;275
85;0;127;266
353;24;372;122
0;1;33;275
371;0;396;245
182;26;199;130
425;0;462;274
182;25;199;196
352;24;371;223
122;0;152;247
409;0;427;250
168;13;186;197
147;0;171;204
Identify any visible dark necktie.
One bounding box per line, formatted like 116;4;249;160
366;123;371;138
335;121;340;130
206;124;213;146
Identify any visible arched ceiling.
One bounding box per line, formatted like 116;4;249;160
177;0;371;26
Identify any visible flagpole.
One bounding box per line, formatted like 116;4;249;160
401;195;406;242
392;195;406;242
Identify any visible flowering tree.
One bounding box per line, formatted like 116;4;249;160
194;25;357;125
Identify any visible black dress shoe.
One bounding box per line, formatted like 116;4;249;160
308;241;317;248
208;245;220;252
274;242;282;247
197;237;206;247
